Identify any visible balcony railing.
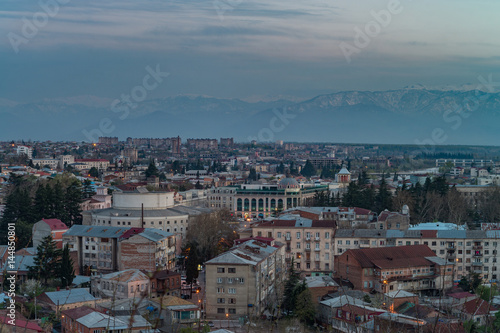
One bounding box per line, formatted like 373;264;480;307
473;245;483;250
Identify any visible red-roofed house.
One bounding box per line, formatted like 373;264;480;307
335;245;454;295
32;218;69;249
452;298;499;325
0;316;43;333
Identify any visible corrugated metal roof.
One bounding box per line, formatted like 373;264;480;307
139;228;175;242
43;288;96;305
64;225;131;238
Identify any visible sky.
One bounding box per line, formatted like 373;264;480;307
1;0;500;102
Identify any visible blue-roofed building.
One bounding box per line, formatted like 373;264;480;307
37;288;99;312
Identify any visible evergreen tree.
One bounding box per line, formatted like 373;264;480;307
374;176;393;213
145;160;159;178
58;243;75;287
300;160;316;178
29;235;62;285
88;167;99;178
282;261;301;315
276;162;285;174
82;179;95;199
295;285;316;325
33;184;53;221
248;168;258;181
185;243;200;297
65;179;83;226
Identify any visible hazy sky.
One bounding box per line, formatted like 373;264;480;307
1;0;500;102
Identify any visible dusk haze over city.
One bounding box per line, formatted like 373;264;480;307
1;0;500;332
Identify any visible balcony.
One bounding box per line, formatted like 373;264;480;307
314;248;321;252
315;237;320;241
305;237;311;242
305;248;311;252
473;245;483;250
285;236;291;241
472;262;483;266
473;269;482;274
474;252;483;257
446;244;456;250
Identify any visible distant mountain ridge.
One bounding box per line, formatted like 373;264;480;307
1;88;499;145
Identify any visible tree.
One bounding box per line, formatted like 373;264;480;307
29;235;62;285
185;209;237;262
276;162;285;174
282;261;301;315
294;286;315;325
58;243;75;287
185;243;200;299
248;168;258;181
300;160;316;178
145;160;159;178
88;167;99;178
458;272;482;293
82;179;95;199
374;176;393;213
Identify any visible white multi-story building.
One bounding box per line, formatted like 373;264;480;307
16;145;33;159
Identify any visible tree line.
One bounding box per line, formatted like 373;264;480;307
0;173;84;249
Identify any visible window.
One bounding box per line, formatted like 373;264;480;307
228;268;236;273
296;242;301;249
239;278;245;284
325;243;329;249
459;242;463;246
346;240;350;245
217;267;225;273
217;287;224;293
229;308;236;314
315;243;320;250
338;240;342;245
432;241;437;246
217;298;225;303
466;242;471;246
217;278;223;284
227;278;233;284
217;308;225;314
325;253;329;260
229;298;236;304
296;232;301;239
228;288;236;294
325;232;330;239
315;232;320;238
277;232;282;238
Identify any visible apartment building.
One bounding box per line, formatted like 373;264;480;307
335;245;454;295
289;206;376;228
251;217;336;276
208;186;237;211
333;229;500;282
205;239;286;319
63;225;177;274
74;158;110;170
119;228;176;271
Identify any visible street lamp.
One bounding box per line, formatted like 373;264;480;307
226;313;229;328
